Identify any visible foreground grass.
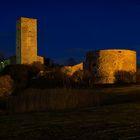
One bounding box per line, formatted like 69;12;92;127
7;85;140;113
1;102;140;139
1;85;140;139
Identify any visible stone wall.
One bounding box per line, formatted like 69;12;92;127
37;56;44;64
61;62;83;76
85;49;136;84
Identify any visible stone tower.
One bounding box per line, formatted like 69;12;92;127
85;49;136;84
16;17;38;64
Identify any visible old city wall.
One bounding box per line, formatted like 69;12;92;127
61;62;83;76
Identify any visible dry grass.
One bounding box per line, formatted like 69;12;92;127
1;85;140;139
8;85;140;113
1;102;140;139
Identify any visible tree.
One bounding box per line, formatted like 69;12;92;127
0;52;5;61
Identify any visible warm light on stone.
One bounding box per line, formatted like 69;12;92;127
85;49;136;84
16;17;44;64
61;62;83;76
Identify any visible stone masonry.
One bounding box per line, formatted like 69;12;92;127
16;17;44;64
85;49;136;84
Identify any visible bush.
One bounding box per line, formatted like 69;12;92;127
114;71;136;84
31;62;45;77
1;64;43;90
30;69;95;89
30;67;71;88
0;75;14;97
71;70;95;88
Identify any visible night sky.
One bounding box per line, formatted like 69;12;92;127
0;0;140;64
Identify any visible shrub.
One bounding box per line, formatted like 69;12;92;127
30;67;71;88
30;68;96;89
1;64;44;90
1;65;30;89
71;70;95;88
0;75;14;97
114;71;136;84
31;62;45;76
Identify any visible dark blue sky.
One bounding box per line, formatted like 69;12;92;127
0;0;140;63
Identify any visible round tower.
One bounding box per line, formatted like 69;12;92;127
85;49;136;84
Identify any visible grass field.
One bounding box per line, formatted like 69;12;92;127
7;85;140;112
1;85;140;139
1;103;140;139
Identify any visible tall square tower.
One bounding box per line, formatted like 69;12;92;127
16;17;37;64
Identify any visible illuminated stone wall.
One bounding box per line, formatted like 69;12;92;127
61;62;83;76
85;49;136;84
16;17;37;64
37;56;44;64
